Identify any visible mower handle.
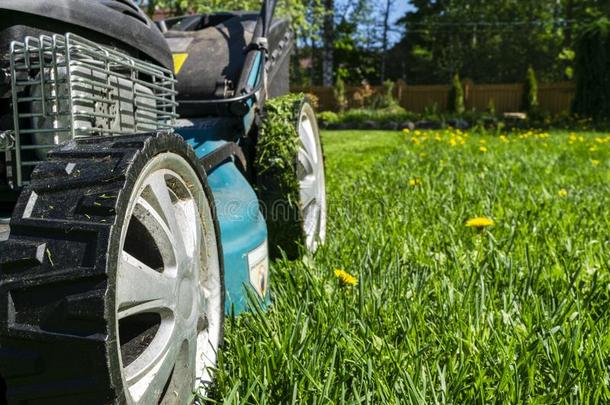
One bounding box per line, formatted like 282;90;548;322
233;0;278;111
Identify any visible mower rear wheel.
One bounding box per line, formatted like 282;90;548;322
297;102;327;252
0;132;224;404
256;95;327;258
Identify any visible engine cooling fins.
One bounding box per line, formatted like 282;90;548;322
0;131;196;404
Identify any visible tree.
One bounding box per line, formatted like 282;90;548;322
333;77;348;112
448;73;465;114
523;66;539;112
572;17;610;119
390;0;605;84
322;0;334;86
379;0;394;83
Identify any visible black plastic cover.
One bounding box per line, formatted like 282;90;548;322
0;0;172;70
165;13;291;103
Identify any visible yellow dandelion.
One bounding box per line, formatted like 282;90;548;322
591;159;600;166
334;269;358;286
465;217;495;229
479;146;488;153
558;189;568;197
499;135;509;143
402;128;411;134
409;178;422;187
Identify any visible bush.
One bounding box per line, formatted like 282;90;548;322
317;106;417;128
370;80;399;110
572;18;610;120
333;77;348;112
352;80;374;108
318;111;340;124
448;73;465;114
522;65;539;113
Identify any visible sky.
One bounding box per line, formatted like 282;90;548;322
391;1;413;25
389;1;414;44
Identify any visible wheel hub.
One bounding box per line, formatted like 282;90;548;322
178;276;197;320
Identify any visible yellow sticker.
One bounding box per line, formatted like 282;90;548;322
172;53;188;75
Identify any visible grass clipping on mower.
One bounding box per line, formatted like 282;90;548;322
256;93;307;259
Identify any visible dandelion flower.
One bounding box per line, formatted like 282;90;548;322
466;217;495;229
558;189;568;197
479;146;488;153
409;178;422;187
334;269;358;286
591;159;600;166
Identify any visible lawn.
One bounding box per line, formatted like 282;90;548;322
209;129;610;404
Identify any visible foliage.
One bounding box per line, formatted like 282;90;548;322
572;17;610;120
448;73;465;114
210;128;610;403
369;80;399;110
351;80;374;108
318;106;610;132
522;65;539;113
391;0;605;84
318;106;416;126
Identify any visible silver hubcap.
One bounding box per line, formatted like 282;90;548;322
116;153;222;404
297;103;327;251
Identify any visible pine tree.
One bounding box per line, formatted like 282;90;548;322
572;18;610;119
448;73;465;114
522;65;539;113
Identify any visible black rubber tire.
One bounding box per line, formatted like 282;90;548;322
255;95;326;259
0;132;224;404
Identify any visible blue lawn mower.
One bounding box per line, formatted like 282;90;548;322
0;1;327;403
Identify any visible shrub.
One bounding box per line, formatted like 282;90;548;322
522;65;539;113
317;111;339;124
333;77;348;112
317;106;417;128
448;73;465;114
487;98;496;116
572;18;610;120
370;80;399;110
305;93;319;109
352;80;374;108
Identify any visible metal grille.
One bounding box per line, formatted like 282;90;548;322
6;32;177;188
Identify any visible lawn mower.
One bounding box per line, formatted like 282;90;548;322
0;0;327;403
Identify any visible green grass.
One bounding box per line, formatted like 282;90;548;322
210;129;610;404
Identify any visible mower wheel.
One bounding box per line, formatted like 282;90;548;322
256;95;327;259
0;132;224;404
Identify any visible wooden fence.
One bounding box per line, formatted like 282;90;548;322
292;80;576;114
